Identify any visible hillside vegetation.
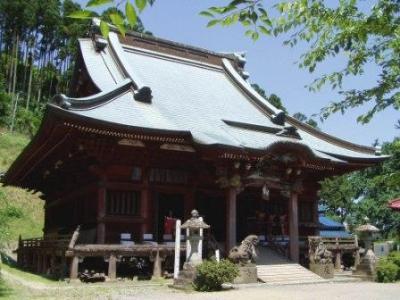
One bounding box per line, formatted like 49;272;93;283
0;129;43;249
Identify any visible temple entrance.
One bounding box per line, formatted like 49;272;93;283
237;188;289;242
155;193;184;242
195;192;226;242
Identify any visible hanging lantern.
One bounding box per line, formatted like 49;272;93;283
262;184;270;201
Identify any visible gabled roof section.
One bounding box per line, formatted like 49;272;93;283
52;22;386;165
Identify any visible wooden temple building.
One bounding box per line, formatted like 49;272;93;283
3;21;386;279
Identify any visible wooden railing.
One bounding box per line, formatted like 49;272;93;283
308;236;359;251
19;234;72;251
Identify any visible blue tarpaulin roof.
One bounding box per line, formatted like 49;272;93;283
319;216;345;229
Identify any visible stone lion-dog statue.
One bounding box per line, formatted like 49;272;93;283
228;235;259;265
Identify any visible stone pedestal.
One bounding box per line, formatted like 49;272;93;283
353;249;377;280
233;265;258;284
310;263;334;279
173;264;197;288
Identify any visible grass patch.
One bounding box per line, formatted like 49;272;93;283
1;264;59;285
0;275;14;299
0;129;43;247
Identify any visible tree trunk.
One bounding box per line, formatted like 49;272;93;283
11;34;19;96
10;93;19;132
7;37;16;93
26;55;34;109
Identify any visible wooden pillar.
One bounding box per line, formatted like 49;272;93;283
335;251;342;270
60;256;67;279
288;191;299;262
108;254;117;280
313;196;319;236
225;187;237;253
140;170;150;237
69;256;79;280
50;254;56;275
42;254;49;274
97;184;106;244
36;254;42;273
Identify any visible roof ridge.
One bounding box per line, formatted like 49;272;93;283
91;18;236;61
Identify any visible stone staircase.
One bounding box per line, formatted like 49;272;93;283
256;247;327;285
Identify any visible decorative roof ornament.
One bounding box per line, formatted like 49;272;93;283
271;110;286;126
276;126;301;139
134;86;152;103
233;52;247;68
94;37;108;52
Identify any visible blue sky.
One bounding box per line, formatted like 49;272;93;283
79;0;399;146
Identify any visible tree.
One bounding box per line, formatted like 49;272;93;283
251;83;288;113
292;112;319;129
320;138;400;236
320;174;358;223
78;0;400;124
201;0;400;124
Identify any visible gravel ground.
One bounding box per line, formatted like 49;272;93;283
116;282;400;300
2;267;400;300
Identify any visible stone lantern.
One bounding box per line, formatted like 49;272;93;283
355;218;380;251
181;209;210;267
353;218;379;279
173;209;209;287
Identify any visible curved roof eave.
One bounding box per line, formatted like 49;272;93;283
221;58;380;158
52;78;133;110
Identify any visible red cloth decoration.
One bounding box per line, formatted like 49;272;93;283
164;216;176;234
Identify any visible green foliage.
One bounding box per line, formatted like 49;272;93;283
292;112;319;129
320;174;357;223
376;258;399;283
387;251;400;278
70;0;153;37
193;259;239;292
320;138;400;236
251;83;288;113
200;0;400;123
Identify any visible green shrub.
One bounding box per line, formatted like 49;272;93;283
387;251;400;279
194;259;239;292
376;258;399;283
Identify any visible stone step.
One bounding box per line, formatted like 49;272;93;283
256;247;326;285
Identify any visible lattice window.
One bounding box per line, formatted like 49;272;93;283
149;168;188;184
106;190;140;216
